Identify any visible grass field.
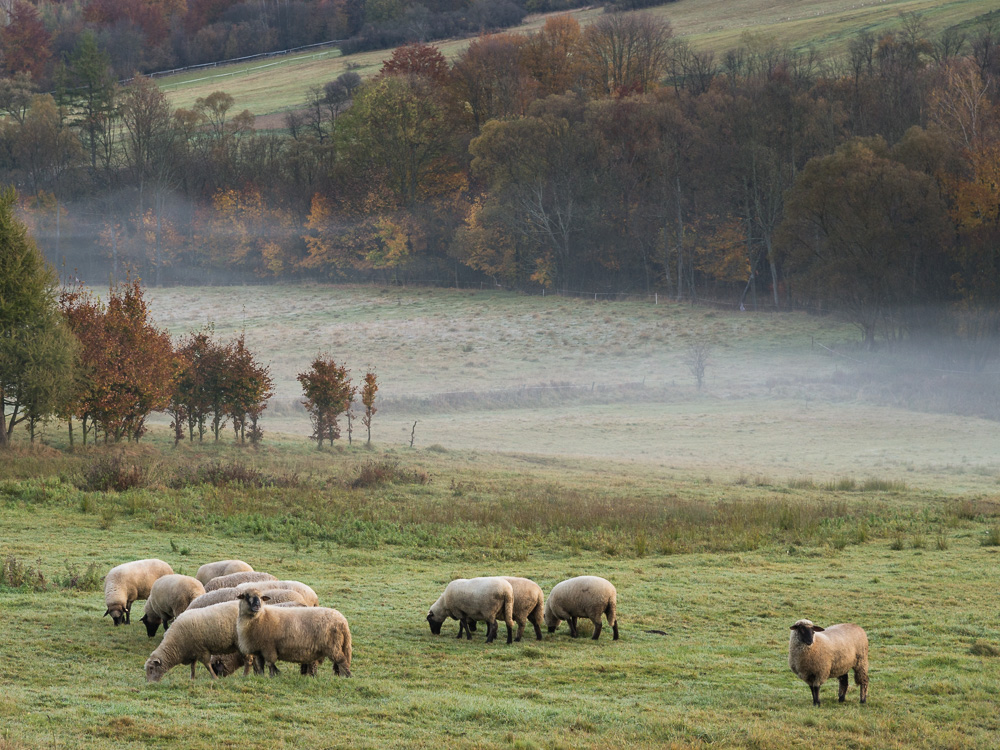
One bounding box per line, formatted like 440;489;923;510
3;287;1000;748
160;0;998;119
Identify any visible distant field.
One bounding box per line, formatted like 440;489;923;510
125;285;1000;492
160;0;997;119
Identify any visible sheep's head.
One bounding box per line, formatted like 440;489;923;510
790;619;825;646
145;656;166;683
105;605;126;626
426;611;444;635
139;613;162;638
543;607;560;632
236;589;269;616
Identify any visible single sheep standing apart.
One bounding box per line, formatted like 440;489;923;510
140;574;206;637
427;577;515;644
103;559;174;626
544;576;618;641
144;602;242;682
195;560;254;586
236;589;352;677
788;619;869;706
203;571;277;592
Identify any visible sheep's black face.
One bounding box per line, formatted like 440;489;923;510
245;593;263;614
106;607;126;626
427;613;443;635
547;626;557;633
140;614;161;638
792;623;815;646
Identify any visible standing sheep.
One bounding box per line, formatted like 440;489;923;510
195;560;254;586
203;571;277;592
544;576;618;641
788;619;869;706
144;602;242;682
140;574;206;637
461;577;545;642
426;577;515;645
103;559;174;626
236;589;352;677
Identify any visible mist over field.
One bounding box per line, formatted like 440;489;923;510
144;285;1000;491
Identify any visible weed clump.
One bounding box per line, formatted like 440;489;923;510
55;561;102;591
79;453;151;492
167;460;298;489
980;526;1000;547
351;459;429;489
0;555;47;591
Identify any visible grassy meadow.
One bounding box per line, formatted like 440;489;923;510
3;287;1000;749
160;0;999;120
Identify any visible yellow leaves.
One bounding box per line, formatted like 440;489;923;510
694;217;748;283
370;214;425;269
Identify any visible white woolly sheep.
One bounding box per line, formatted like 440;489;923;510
103;559;174;626
188;587;307;610
236;589;352;677
462;577;545;642
427;577;515;644
195;560;254;586
203;571;277;592
209;600;313;678
789;619;869;706
544;576;618;641
140;574;206;637
144;601;241;682
234;579;319;607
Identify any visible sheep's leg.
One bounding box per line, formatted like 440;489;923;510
592;619;602;640
514;621;524;642
856;664;869;704
190;662;197;679
457;619;467;639
838;674;849;702
505;620;513;645
612;622;619;640
810;685;821;706
569;617;579;638
532;621;543;641
485;618;497;644
252;652;266;675
125;603;132;624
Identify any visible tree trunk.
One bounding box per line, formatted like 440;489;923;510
0;389;8;448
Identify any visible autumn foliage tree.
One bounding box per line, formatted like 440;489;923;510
298;356;355;448
360;370;378;445
224;333;274;445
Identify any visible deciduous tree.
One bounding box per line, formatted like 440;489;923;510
298;356;355;448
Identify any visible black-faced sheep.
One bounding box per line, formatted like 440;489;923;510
544;575;618;641
203;571;277;592
427;577;515;644
789;619;869;706
188;586;307;610
210;601;313;678
236;589;352;677
144;602;241;682
195;560;254;586
234;579;319;607
103;559;174;626
140;574;206;637
460;577;544;642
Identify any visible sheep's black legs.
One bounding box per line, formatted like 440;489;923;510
838;675;849;702
612;622;619;640
505;622;512;645
532;622;543;641
485;619;497;643
592;621;602;640
569;617;578;638
810;686;821;706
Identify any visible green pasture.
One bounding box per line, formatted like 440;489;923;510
1;440;1000;749
160;0;999;120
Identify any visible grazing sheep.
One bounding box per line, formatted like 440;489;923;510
188;587;307;610
195;560;254;586
140;574;206;637
203;571;277;592
103;559;174;626
236;589;352;677
544;576;618;641
144;602;241;682
789;619;869;706
427;577;515;644
234;580;319;607
461;577;544;642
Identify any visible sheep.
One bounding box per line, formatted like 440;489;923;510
144;602;242;682
103;559;174;626
209;600;313;678
203;571;277;592
140;574;206;637
788;619;869;706
236;589;352;677
426;577;515;644
234;579;319;607
188;586;307;610
460;577;544;642
544;576;618;641
195;560;254;586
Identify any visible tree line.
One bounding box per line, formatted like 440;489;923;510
0;192;378;448
5;10;1000;357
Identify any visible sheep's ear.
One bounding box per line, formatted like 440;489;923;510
812;625;825;632
104;608;111;617
151;658;161;666
236;592;245;600
261;595;271;602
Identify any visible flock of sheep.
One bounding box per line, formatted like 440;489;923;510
104;557;869;705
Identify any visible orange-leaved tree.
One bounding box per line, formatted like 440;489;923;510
360;370;378;446
297;356;355;448
225;333;274;445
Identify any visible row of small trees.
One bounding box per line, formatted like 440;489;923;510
1;188;378;449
